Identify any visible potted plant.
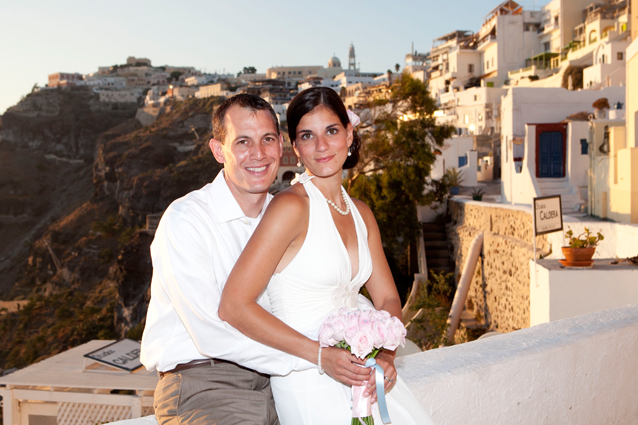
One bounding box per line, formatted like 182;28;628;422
592;98;610;119
561;227;604;266
471;187;485;201
444;168;464;195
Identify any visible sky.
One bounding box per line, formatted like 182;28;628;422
0;0;550;114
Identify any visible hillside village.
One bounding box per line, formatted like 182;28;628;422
1;0;638;424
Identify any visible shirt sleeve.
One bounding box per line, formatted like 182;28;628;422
152;206;313;375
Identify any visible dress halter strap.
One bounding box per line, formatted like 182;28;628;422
291;172;314;185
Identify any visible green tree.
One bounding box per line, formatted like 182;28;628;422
395;63;400;73
348;73;454;271
242;66;257;74
170;71;183;81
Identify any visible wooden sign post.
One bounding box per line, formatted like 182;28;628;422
84;338;143;372
532;195;564;286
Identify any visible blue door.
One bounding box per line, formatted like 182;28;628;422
538;131;564;178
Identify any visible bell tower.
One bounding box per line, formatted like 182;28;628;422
348;43;356;70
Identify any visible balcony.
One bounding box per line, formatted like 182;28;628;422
477;34;496;51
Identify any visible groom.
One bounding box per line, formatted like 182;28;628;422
141;93;302;424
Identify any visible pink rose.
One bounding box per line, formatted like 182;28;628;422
377;310;391;319
344;323;360;345
319;324;339;347
349;331;374;359
331;316;347;341
383;318;406;350
371;320;388;347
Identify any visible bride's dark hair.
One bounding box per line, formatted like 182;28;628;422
286;87;360;169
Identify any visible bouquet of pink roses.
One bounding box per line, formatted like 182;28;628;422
318;308;406;425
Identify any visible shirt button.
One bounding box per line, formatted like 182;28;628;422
241;218;250;225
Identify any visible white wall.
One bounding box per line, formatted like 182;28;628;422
545;219;638;260
459;150;478;187
398;304;638;424
430;136;474;180
530;259;638;325
567;121;591;189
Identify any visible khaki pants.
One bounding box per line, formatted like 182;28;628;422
154;361;279;425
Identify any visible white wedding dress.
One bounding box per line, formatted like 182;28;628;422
267;174;434;425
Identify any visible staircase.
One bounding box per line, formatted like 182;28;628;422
536;178;587;216
422;223;454;276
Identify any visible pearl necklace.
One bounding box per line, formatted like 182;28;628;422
325;187;350;216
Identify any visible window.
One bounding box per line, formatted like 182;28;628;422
554;15;559;27
618;52;624;60
468;64;474;73
601;55;605;64
283;157;288;164
543;42;550;52
491;58;494;67
486;61;489;70
464;114;469;124
474;95;478;101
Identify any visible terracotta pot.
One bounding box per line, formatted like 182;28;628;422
562;246;596;262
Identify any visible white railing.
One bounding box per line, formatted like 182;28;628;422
398;304;638;424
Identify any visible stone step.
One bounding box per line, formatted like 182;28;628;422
428;266;454;275
539;187;573;197
460;310;484;330
427;258;451;267
423;232;447;241
423;240;448;249
422;223;446;233
536;177;568;188
426;249;450;259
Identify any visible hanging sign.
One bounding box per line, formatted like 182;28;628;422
84;338;143;372
533;195;563;236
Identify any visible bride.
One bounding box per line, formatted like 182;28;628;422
219;87;433;424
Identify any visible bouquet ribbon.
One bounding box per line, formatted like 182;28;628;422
365;358;391;424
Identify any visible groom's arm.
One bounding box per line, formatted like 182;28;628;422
143;206;313;375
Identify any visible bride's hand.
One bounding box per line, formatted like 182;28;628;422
365;350;397;403
321;346;370;387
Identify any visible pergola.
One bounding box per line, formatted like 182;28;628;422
0;340;157;425
526;52;560;70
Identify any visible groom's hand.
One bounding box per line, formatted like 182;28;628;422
365;350;397;403
321;347;370;387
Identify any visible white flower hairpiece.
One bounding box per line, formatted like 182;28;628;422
346;109;361;128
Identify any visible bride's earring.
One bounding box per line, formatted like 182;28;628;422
296;157;302;167
347;146;352;157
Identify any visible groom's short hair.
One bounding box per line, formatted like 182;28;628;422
213;94;280;143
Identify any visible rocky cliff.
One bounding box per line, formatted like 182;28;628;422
0;92;224;371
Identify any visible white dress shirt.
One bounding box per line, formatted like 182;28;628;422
141;170;304;375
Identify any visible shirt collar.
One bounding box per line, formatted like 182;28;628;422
210;169;272;223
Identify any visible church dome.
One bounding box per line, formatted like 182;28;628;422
328;55;341;68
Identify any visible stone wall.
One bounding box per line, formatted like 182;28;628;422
446;199;550;332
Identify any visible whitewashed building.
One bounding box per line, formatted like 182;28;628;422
99;89;143;103
500;86;625;211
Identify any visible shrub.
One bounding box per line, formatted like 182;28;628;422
410;271;455;349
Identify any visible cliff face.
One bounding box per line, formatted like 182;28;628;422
0;88;137;295
0;94;225;371
1;87;137;161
